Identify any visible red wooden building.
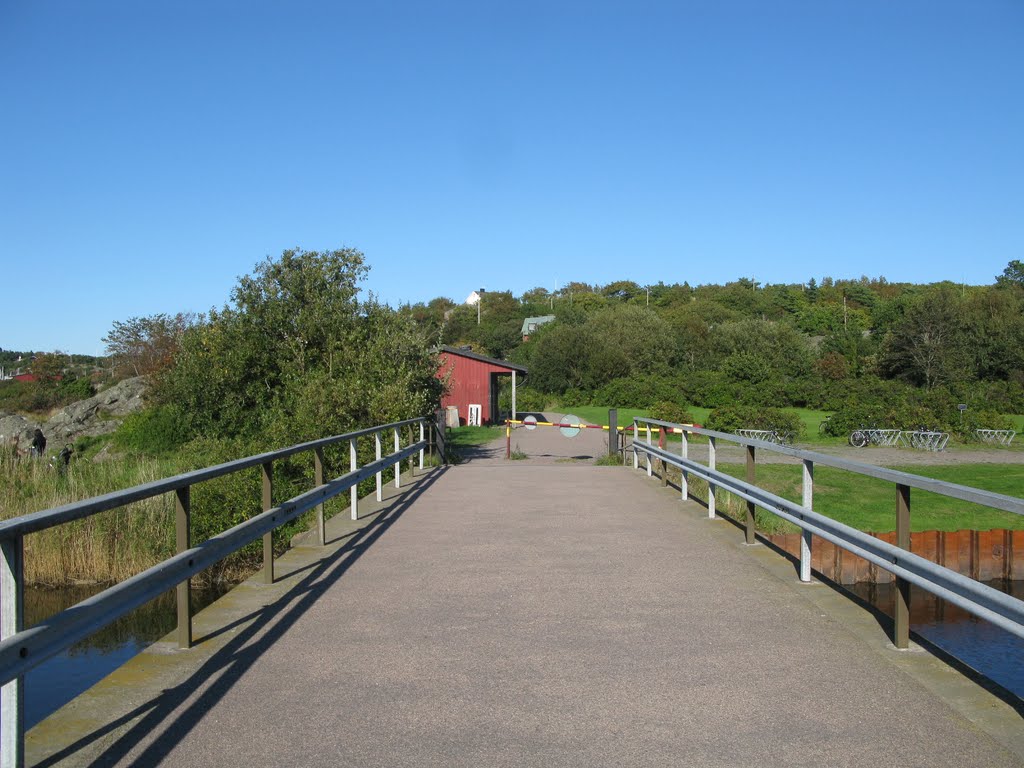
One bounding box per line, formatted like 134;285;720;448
437;346;527;426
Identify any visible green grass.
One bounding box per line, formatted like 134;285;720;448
562;406;649;427
447;425;503;447
714;462;1024;533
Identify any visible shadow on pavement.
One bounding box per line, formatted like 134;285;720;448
36;467;447;768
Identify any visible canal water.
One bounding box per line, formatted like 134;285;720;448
23;579;1023;729
24;584;230;730
848;580;1024;700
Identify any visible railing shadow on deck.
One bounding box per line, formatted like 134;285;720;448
33;466;447;768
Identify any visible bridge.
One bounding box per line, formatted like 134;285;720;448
3;416;1024;766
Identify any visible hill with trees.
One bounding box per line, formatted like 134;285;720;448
402;262;1024;436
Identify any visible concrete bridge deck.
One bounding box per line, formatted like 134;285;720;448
27;459;1024;767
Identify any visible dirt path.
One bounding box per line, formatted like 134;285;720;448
471;415;1024;468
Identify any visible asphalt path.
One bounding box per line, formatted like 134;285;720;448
46;461;1021;767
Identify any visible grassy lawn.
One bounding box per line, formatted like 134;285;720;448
714;462;1024;532
563;403;1024;452
447;425;504;447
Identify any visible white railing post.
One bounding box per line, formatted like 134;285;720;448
394;427;401;488
375;431;382;501
708;435;717;519
801;459;814;583
632;419;639;470
350;438;359;520
1;535;24;768
646;423;653;477
419;421;424;470
680;429;689;501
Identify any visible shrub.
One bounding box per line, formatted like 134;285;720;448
591;374;686;409
113;406;193;455
498;385;547;413
952;409;1016;441
705;405;803;439
649;401;694;425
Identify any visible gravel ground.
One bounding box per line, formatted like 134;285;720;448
498;414;1024;468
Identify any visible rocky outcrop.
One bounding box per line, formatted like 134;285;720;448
0;414;37;451
43;377;147;444
0;377;148;454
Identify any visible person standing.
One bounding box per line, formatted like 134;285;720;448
30;428;46;458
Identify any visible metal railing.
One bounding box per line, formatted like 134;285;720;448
0;416;440;768
630;417;1024;651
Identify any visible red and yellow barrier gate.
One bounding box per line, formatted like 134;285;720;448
503;416;698;459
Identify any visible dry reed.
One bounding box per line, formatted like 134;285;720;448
0;452;177;585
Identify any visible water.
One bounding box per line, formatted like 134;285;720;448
849;580;1024;699
24;583;230;729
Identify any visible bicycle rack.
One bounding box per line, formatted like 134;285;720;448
976;429;1016;446
866;429;902;447
904;430;949;452
737;429;783;444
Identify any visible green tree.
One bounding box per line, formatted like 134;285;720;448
103;313;196;378
156;248;441;441
996;260;1024;288
880;288;970;390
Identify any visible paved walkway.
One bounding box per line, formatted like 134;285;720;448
27;463;1023;767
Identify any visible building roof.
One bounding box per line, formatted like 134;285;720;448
520;315;556;335
438;345;528;374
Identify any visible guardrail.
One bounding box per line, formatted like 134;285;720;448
629;417;1024;652
0;416;440;768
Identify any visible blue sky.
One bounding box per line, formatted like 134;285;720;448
2;1;1022;354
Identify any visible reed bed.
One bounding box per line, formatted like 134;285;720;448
0;452;180;585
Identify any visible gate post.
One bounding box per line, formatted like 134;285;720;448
608;409;618;458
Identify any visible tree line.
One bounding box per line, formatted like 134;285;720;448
401;262;1024;434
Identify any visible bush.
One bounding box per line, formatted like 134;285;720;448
952;409;1016;441
705;405;803;440
649;401;694;425
113;406;193;455
591;374;686;409
498;385;547;413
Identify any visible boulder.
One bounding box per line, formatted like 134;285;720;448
0;413;40;454
43;377;147;445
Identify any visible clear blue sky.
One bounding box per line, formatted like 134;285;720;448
2;1;1022;355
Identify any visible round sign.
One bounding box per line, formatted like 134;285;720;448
523;415;538;430
559;414;581;438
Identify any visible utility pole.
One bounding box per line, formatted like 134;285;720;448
477;288;485;325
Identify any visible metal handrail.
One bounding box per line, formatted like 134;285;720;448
0;417;426;540
0;443;423;687
0;416;436;767
634;418;1024;516
630;416;1024;649
633;439;1024;640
